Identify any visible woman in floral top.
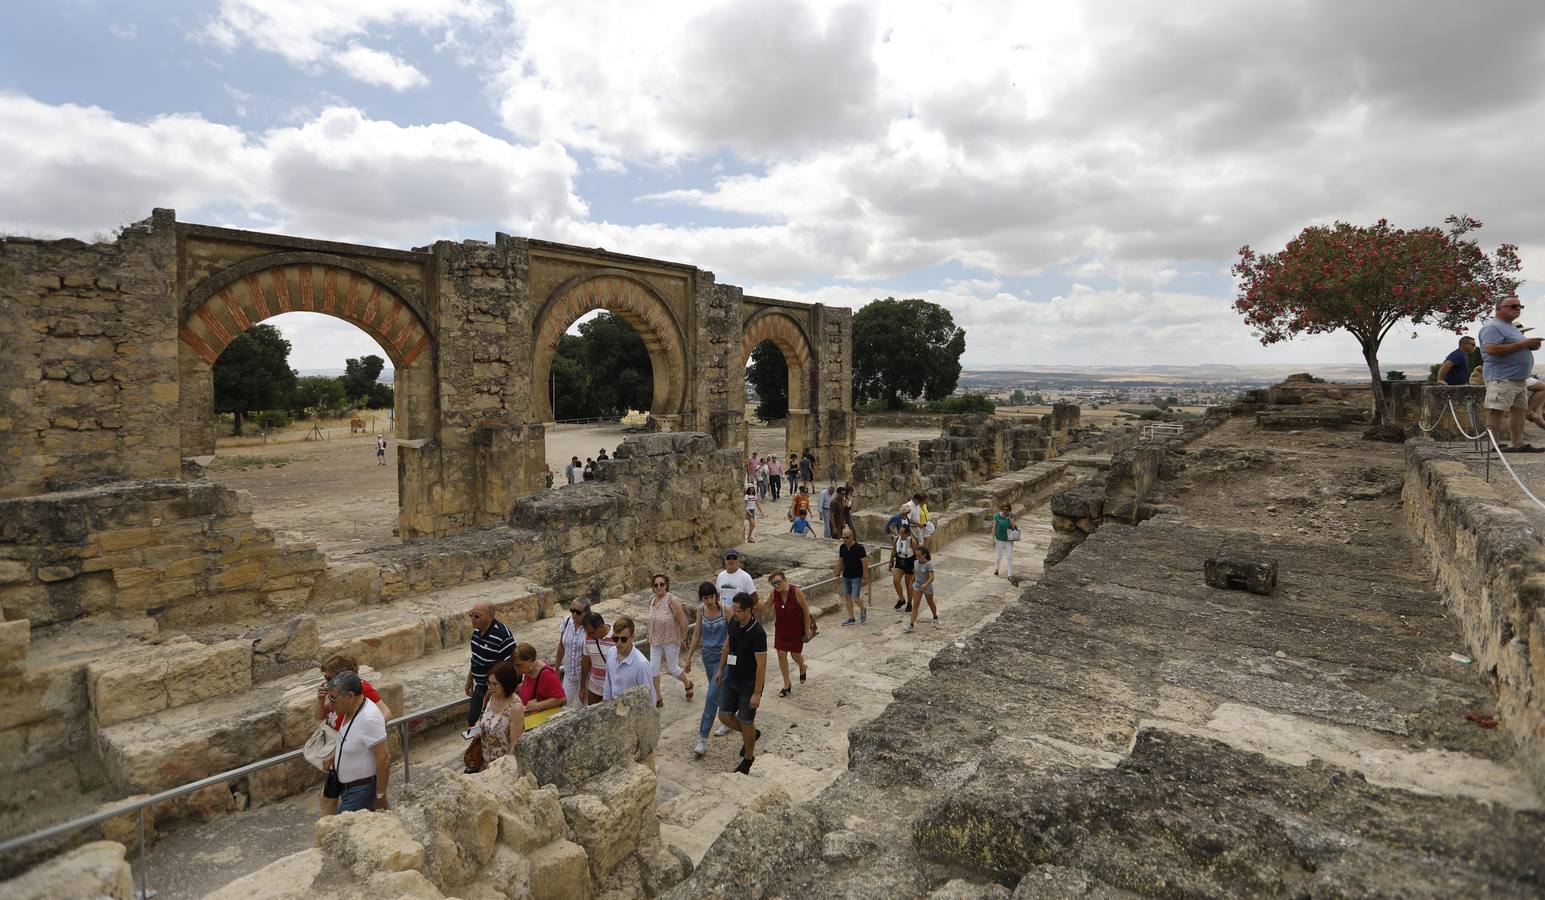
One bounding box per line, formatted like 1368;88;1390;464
645;573;693;707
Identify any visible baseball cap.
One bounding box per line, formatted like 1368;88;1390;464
724;548;740;559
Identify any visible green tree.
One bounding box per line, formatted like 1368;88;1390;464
213;324;296;435
1234;215;1519;423
290;375;347;418
364;383;394;409
577;313;652;417
852;297;967;409
340;354;386;402
551;334;591;419
1008;389;1028;406
746;340;789;420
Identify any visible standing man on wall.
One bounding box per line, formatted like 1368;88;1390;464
1480;292;1543;453
465;602;516;727
1437;336;1477;386
565;456;581;484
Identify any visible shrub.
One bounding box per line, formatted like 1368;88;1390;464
925;393;995;414
252;409;293;430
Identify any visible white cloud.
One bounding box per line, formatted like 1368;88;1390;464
0;96;582;247
334;43;429;91
199;0;496;86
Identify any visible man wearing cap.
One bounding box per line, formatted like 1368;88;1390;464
716;549;758;609
1480;291;1544;453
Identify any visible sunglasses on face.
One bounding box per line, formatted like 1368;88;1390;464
652;581;667;588
770;580;784;588
570;608;584;614
1505;303;1525;309
614;634;633;642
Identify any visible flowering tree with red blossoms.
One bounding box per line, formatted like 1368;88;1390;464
1234;215;1521;423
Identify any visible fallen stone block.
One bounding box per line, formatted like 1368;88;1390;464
0;840;133;899
315;810;426;880
560;762;657;877
1203;556;1278;595
527;839;593;900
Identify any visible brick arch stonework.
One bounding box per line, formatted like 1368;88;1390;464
741;309;816;458
531;272;688;424
179;261;432;370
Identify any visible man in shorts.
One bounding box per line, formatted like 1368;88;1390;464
834;526;868;625
1480;291;1544;453
714;592;767;774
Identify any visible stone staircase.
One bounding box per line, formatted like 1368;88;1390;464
12;575;557;829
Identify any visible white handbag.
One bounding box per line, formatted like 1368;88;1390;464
302;722;339;771
1006;527;1022;542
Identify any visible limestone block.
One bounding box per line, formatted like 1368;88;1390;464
478;844;534;898
204;849;324;900
0;662;86;730
250;615;321;681
316;810;427;880
0;558;33;583
514;686;659;790
88;636;253;726
397;768;501;887
0;618;29;677
0;840;133;899
96;794;156;848
528;839;593;900
560;763;657;877
491;770;567;853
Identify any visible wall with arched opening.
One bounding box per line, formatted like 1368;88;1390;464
529;270;688;428
0;211;853;540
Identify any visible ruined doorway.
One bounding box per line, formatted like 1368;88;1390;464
177;259;437;547
544;310;654;489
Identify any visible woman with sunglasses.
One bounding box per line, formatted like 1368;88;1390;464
645;573;694;708
554;598;591;710
601;616;657;705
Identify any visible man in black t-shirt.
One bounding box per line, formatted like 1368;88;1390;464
835;527;869;626
714;592;767;774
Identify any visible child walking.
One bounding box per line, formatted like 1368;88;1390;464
904;547;938;633
744;486;763;543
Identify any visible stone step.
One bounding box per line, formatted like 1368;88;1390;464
93;663;404;796
79;572;563;803
80;575;556;736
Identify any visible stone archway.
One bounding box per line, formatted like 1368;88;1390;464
178;256;438;455
531;271;688;426
741;309;816;458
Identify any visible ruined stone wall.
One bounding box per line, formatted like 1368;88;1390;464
1403;441;1545;794
510;432;743;600
1046;412;1226;566
0;212;181;498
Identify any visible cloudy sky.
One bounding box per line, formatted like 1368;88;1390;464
3;0;1543;371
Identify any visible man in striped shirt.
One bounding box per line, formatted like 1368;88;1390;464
465;602;515;727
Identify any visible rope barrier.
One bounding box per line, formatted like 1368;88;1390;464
1445;399;1545;512
1446;399;1488;441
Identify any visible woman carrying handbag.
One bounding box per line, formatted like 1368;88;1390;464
992;503;1020;579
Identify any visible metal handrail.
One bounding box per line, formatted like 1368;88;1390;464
0;694;470;895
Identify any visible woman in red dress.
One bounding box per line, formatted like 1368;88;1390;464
767;570;814;698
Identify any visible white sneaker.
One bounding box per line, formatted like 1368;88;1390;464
903;623;914;633
713;723;731;737
693;739;707;757
931;617;940;626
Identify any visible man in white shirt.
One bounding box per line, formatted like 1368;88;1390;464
601;616;658;705
326;671;389;813
716;549;758;608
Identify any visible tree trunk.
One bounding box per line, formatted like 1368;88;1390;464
233;409;245;436
1362;342;1388;425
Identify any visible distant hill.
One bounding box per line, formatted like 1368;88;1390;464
959;363;1423;386
295;368;395;384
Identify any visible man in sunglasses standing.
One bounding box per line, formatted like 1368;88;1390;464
602;615;657;705
1480;290;1544;453
554;598;592;709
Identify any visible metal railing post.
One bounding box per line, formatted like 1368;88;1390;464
138;806;150;900
401;721;412;783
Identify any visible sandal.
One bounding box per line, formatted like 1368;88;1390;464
799;669;807;683
685;680;694;700
1504;444;1543;453
778;687;791;698
656;699;664;708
